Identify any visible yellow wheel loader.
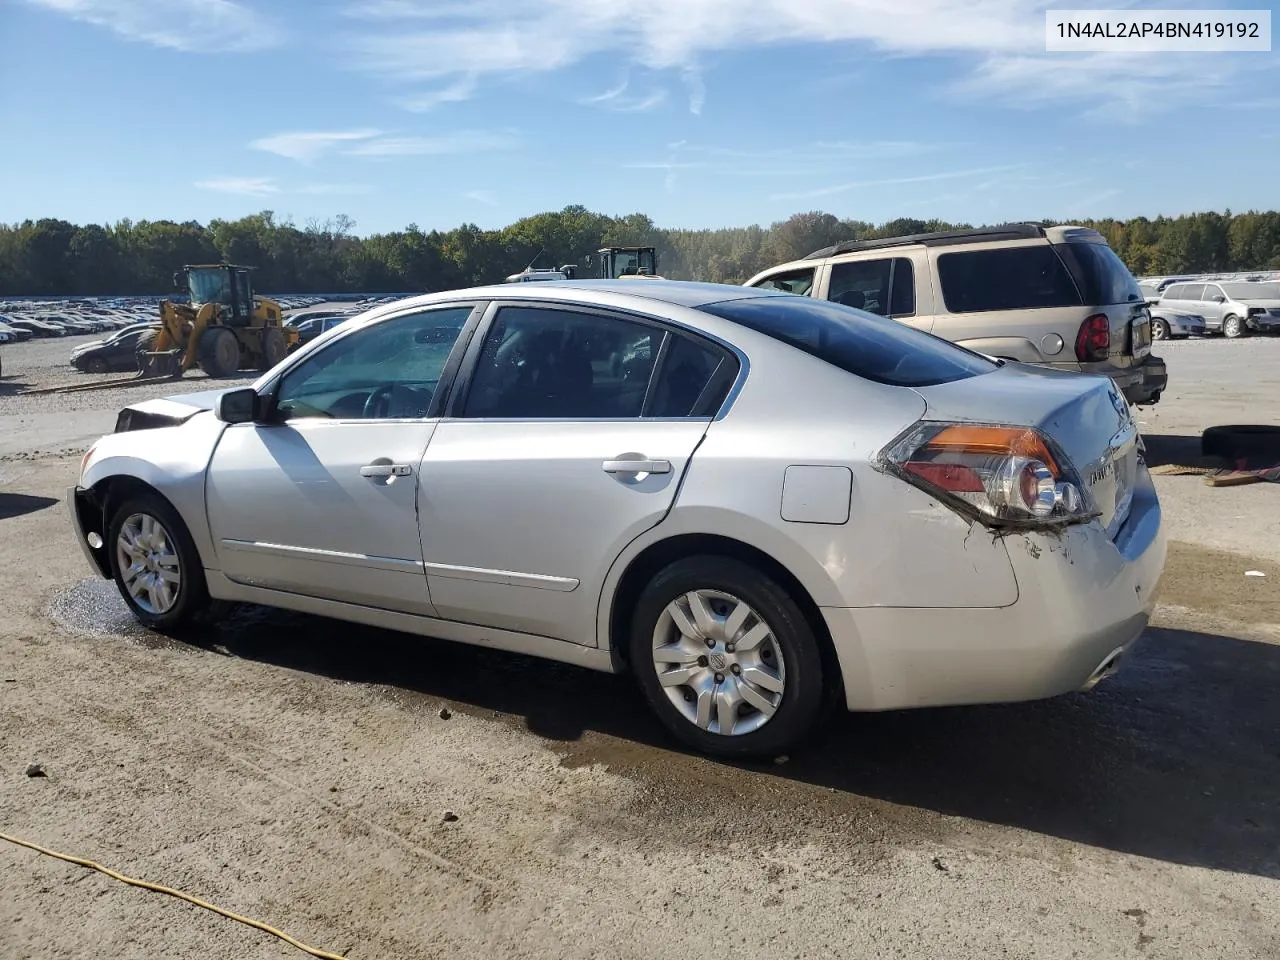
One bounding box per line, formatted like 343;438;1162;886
136;264;298;379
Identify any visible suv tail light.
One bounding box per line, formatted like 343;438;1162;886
1075;313;1110;362
881;422;1096;528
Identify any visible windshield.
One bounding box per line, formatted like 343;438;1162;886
1221;282;1280;300
188;268;232;305
697;295;996;387
610;249;656;276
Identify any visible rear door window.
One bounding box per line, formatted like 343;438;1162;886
461;306;660;419
1180;284;1206;302
936;246;1082;312
749;267;815;296
827;257;916;317
698;295;995;388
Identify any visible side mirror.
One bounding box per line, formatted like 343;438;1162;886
1212;295;1226;303
214;386;261;424
172;272;184;291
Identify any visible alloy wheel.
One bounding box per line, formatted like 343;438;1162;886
115;513;181;614
651;589;787;736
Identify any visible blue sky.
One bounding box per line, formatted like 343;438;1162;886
1;0;1277;235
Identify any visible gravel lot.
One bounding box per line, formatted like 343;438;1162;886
1;333;1279;959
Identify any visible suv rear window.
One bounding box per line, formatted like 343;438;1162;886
697;296;995;388
937;246;1081;312
1055;241;1144;305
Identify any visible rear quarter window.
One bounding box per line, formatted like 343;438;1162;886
697;296;996;388
936;246;1082;313
1054;241;1144;306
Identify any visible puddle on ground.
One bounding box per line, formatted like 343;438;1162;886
47;577;172;647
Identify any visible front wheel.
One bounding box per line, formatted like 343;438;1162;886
629;556;827;759
1223;314;1245;339
199;327;242;377
107;494;223;633
1151;318;1170;341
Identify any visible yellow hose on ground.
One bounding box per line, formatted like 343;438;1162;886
1;830;347;960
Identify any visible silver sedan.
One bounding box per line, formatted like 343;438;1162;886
69;281;1167;758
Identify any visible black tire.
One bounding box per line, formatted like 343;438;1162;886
1151;318;1170;341
629;555;827;760
134;329;159;371
86;357;108;374
106;493;225;633
199;326;241;377
1202;424;1280;464
259;326;287;371
1223;314;1245;339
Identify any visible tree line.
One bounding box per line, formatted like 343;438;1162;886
2;206;1278;297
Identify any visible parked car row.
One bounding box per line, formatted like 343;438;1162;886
1143;279;1280;339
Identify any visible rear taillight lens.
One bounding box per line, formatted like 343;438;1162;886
881;422;1095;527
1075;313;1110;362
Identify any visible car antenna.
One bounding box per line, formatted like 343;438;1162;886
524;247;546;272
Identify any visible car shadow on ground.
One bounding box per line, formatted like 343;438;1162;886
188;604;1280;880
0;493;60;520
1141;434;1205;468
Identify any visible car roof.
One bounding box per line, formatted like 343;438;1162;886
355;279;787;320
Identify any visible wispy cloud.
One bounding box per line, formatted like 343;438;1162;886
345;130;521;156
953;51;1257;121
465;189;499;206
341;0;1272;117
250;129;382;163
681;67;706;116
396;73;478;112
770;163;1027;202
27;0;280;52
194;176;279;197
581;78;668;113
624;139;959;187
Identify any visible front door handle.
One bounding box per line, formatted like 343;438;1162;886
360;462;413;478
602;458;671;475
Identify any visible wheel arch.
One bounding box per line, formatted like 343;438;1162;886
603;532;843;698
81;458;219;575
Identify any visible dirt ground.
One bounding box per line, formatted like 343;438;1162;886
1;333;1279;960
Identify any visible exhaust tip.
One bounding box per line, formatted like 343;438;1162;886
1081;646;1127;691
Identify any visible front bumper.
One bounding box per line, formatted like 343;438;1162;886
824;467;1166;712
1246;315;1280;333
68;485;111;578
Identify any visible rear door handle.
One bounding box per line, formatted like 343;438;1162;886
602;458;671;475
360;463;413;478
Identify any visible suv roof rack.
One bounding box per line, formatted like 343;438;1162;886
803;222;1049;260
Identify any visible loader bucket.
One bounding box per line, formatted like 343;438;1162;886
138;351;182;379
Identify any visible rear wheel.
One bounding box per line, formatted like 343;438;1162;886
629;556;827;759
107;493;224;633
1223;314;1245;339
199;326;241;377
258;326;287;371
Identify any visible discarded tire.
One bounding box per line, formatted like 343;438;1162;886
1201;425;1280;465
